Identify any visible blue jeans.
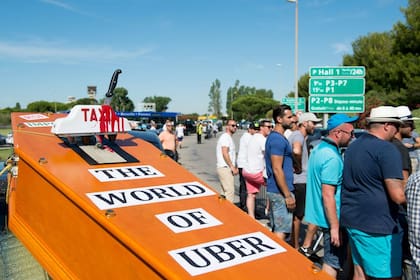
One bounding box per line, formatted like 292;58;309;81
267;192;293;234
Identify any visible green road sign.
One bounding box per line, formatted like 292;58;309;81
281;97;306;112
309;95;365;113
310;66;365;77
309;78;365;95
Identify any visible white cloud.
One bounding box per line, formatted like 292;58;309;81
331;42;351;54
39;0;97;18
0;40;154;63
40;0;75;11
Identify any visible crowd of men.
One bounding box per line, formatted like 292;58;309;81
215;104;420;279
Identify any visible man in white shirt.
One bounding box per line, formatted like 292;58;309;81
242;119;273;218
216;120;239;202
284;114;298;139
175;123;185;149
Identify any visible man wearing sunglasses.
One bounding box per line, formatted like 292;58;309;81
242;119;272;219
341;106;406;279
216;119;239;202
304;113;358;278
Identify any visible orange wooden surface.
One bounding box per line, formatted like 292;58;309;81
8;111;332;279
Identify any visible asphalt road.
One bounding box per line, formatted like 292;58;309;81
176;129;271;223
177;128;243;204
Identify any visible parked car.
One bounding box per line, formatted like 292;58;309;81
239;121;251;130
128;130;164;151
0;161;8;231
0;134;7;146
5;132;13;145
183;120;196;136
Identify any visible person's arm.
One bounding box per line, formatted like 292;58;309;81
292;140;303;174
173;134;178;152
322;184;340;247
158;133;164;145
413;136;420;149
222;146;238;175
402;170;409;187
385;178;406;204
271;154;295;209
404;135;420;149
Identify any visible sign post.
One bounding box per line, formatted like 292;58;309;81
281;97;306;113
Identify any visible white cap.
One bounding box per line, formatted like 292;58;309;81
298;112;321;124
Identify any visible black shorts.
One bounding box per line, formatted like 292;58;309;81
293;183;306;219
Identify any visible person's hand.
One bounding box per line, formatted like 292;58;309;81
231;166;239;175
285;195;295;210
330;227;340;247
404;143;414;149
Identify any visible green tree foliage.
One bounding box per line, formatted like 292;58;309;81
226;80;276;119
143;96;171;112
208;79;222;117
110;87;135;112
26;101;69;112
73;98;99;105
343;32;396;93
233;94;278;121
0;112;11;126
226;80;240;118
392;0;420;108
392;0;420;55
342;0;420;109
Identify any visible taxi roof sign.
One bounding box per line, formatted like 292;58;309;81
51;105;131;137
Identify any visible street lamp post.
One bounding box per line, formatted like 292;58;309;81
288;0;299;113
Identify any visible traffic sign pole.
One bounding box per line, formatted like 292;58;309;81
281;97;305;113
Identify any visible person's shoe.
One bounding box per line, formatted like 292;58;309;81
298;246;314;257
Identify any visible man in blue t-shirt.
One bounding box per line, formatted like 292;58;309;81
341;106;406;279
304;113;358;278
265;104;295;240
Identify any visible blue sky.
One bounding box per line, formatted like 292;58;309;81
0;0;407;115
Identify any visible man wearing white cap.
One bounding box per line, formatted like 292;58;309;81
341;106;406;279
288;112;321;250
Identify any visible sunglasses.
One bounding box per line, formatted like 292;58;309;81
386;122;400;129
339;129;354;136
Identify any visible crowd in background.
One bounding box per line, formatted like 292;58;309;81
215;104;420;279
